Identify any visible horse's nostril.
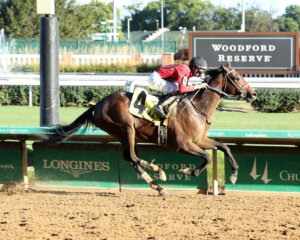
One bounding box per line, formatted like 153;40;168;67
252;92;257;97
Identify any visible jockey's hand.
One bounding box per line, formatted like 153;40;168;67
194;83;208;90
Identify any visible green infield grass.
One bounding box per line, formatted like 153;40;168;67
0;102;299;130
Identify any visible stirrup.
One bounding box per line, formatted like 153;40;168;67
154;105;167;118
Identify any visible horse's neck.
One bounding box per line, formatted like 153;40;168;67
194;75;223;115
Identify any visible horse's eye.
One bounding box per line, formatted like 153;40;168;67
236;77;240;81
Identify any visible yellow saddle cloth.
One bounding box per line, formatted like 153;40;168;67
129;87;177;126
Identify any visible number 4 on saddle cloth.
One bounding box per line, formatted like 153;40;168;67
129;87;180;146
129;87;179;126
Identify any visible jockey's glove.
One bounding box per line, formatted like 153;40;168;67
194;83;208;90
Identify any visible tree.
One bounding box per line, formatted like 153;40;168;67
0;0;118;39
245;7;278;32
0;0;40;38
212;7;241;31
122;0;215;32
122;1;161;32
284;5;300;30
55;0;94;39
276;17;299;32
165;0;214;31
284;5;300;24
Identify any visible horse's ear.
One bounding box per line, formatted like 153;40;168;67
221;64;229;71
227;62;232;68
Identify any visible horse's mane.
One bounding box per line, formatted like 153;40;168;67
205;66;224;76
178;67;225;100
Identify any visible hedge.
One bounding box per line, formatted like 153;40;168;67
0;86;126;107
251;88;300;113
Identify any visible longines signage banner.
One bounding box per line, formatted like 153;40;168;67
189;32;299;74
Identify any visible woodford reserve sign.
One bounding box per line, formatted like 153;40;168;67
189;32;299;74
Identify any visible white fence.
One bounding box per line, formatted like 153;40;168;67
0;54;162;66
73;54;162;65
0;54;40;65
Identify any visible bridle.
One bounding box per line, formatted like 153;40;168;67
186;67;249;124
224;68;249;99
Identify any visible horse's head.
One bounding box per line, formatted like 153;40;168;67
221;64;257;102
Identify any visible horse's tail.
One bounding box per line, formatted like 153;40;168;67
47;106;95;143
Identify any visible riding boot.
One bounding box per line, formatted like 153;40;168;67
154;95;176;118
154;104;167;118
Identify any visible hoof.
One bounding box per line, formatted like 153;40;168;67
179;168;191;175
158;169;167;181
197;188;208;195
159;189;169;196
230;173;238;184
149;163;159;172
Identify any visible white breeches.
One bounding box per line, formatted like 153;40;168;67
148;71;178;93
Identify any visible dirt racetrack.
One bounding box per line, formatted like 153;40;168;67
0;185;299;240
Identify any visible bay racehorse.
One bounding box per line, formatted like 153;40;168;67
46;65;257;196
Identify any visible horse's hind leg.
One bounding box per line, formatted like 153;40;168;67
121;125;168;196
116;111;166;181
134;145;166;181
129;161;168;196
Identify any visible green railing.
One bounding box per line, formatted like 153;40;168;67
1;126;300;140
8;39;186;55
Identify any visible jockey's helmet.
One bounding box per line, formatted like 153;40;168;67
189;56;207;70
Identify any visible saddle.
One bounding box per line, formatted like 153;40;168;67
129;87;181;147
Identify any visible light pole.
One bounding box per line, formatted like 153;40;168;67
241;0;245;32
113;0;117;41
127;18;132;41
161;0;164;52
179;26;186;47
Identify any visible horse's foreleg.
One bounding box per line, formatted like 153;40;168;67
179;142;211;177
201;138;239;184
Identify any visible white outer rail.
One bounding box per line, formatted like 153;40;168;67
0;73;300;106
1;73;300;88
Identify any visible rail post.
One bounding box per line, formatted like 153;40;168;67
213;149;218;195
21;140;28;191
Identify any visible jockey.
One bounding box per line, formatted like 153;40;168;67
148;56;208;118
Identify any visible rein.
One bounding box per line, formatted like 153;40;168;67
180;67;248;124
207;86;228;97
179;89;213;125
189;100;212;125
